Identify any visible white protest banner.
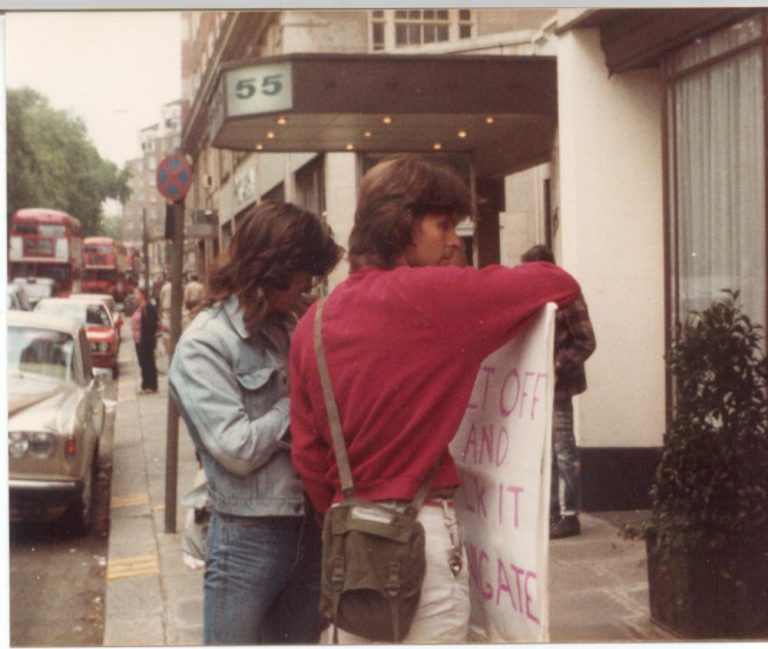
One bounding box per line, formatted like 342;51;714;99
449;303;555;642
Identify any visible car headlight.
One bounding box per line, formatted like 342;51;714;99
90;342;98;352
8;432;57;459
99;342;109;352
9;432;29;458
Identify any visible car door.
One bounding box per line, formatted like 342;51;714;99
78;328;105;437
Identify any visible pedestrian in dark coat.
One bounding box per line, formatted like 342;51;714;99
131;286;158;394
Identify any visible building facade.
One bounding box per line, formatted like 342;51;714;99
122;99;183;282
179;8;767;510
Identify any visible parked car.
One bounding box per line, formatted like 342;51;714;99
12;277;56;308
34;297;121;378
7;283;31;311
69;293;124;341
7;310;109;534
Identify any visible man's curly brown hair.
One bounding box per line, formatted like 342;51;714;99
348;155;473;270
198;201;342;334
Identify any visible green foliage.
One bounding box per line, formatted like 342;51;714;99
6;87;132;236
649;290;768;551
100;214;124;241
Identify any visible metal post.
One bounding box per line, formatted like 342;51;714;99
164;200;184;533
142;207;151;291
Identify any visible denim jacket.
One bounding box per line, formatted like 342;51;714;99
169;295;305;517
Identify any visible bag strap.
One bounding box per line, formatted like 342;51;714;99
314;297;355;498
313;297;439;511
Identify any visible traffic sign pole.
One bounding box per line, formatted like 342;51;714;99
155;152;192;533
164;200;185;534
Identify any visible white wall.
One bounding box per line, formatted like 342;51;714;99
557;28;666;448
323;153;358;290
501;163;549;266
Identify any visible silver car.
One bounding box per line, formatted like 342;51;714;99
8;311;108;534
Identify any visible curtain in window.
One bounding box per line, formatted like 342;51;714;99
668;17;766;327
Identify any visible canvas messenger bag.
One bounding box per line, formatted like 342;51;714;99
313;298;436;643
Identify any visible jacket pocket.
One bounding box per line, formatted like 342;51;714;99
235;367;276;419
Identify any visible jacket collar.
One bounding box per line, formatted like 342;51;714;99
222;294;250;339
221;294;296;343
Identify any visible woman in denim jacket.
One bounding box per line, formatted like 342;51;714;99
169;201;341;644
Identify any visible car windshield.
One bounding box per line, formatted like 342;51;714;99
15;279;54;301
36;301;111;326
7;326;75;383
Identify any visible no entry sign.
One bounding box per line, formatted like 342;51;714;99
156;153;193;202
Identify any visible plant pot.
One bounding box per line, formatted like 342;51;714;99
646;531;768;639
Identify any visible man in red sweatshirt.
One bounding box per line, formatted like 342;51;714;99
290;155;580;643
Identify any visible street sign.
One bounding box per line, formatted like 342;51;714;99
156;153;193;202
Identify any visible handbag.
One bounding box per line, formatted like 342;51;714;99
313;297;436;642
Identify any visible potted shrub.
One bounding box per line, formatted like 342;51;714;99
640;290;768;639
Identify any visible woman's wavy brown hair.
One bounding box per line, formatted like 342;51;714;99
198;201;342;334
348;155;473;269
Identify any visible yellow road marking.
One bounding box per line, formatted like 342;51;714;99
106;554;159;581
111;492;150;508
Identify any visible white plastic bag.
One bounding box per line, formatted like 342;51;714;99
180;467;211;571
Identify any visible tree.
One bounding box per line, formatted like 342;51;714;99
7;87;132;236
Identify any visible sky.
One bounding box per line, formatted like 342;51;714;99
5;11;182;169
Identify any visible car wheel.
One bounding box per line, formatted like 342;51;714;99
63;451;98;536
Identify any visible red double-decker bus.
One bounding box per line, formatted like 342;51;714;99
8;208;84;297
82;237;129;301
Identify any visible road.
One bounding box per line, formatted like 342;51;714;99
9;373;117;646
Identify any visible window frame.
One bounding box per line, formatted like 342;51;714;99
662;11;768;409
369;9;474;52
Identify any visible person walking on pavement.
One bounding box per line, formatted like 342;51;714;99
289;155;581;643
182;272;205;329
169;201;342;645
159;275;172;354
521;244;596;539
131;286;158;394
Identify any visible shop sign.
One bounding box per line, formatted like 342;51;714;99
225;62;293;118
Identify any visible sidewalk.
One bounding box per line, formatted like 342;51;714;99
103;345;674;645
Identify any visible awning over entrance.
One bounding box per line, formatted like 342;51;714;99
208;53;557;179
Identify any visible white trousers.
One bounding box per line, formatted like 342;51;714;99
326;500;470;644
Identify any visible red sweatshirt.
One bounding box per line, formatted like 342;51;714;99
289;262;580;515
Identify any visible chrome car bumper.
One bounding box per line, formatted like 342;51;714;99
9;477;85;522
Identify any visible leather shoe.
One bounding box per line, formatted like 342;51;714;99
550;514;581;539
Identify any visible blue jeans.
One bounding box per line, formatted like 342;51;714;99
204;512;322;644
550;397;580;517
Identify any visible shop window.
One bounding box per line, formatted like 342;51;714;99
665;14;766;329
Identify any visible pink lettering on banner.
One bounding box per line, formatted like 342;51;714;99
467;365;497;412
499;483;524;527
466;543;493;600
460;471;526;527
460;422;509;466
465;542;540;624
463;473;488;519
500;370;548;420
